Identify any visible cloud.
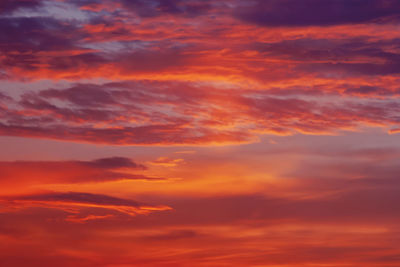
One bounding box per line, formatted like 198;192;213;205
39;84;117;107
0;0;42;14
86;156;146;169
0;122;256;145
1;1;400;266
389;128;400;134
1;177;400;265
149;157;184;167
0;143;399;266
118;0;212;18
0;157;165;188
1;191;171;219
0;16;87;60
235;0;400;27
0;16;113;80
1;80;400;145
252;38;400;76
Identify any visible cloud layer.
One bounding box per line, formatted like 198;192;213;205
1;1;400;266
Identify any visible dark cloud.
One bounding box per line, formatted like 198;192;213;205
45;53;109;73
119;0;211;17
70;0;212;17
252;38;400;76
85;157;146;169
40;84;117;107
235;0;400;27
302;61;400;76
0;157;162;185
0;122;254;145
16;191;142;207
0;16;95;74
0;15;193;77
0;0;42;14
0;17;83;53
0;92;11;102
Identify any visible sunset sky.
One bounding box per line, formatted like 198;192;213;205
1;0;400;266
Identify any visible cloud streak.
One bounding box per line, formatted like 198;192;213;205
0;157;166;189
1;191;171;219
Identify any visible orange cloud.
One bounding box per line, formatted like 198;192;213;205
149;157;184;167
0;157;169;195
388;128;400;134
1;191;171;219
